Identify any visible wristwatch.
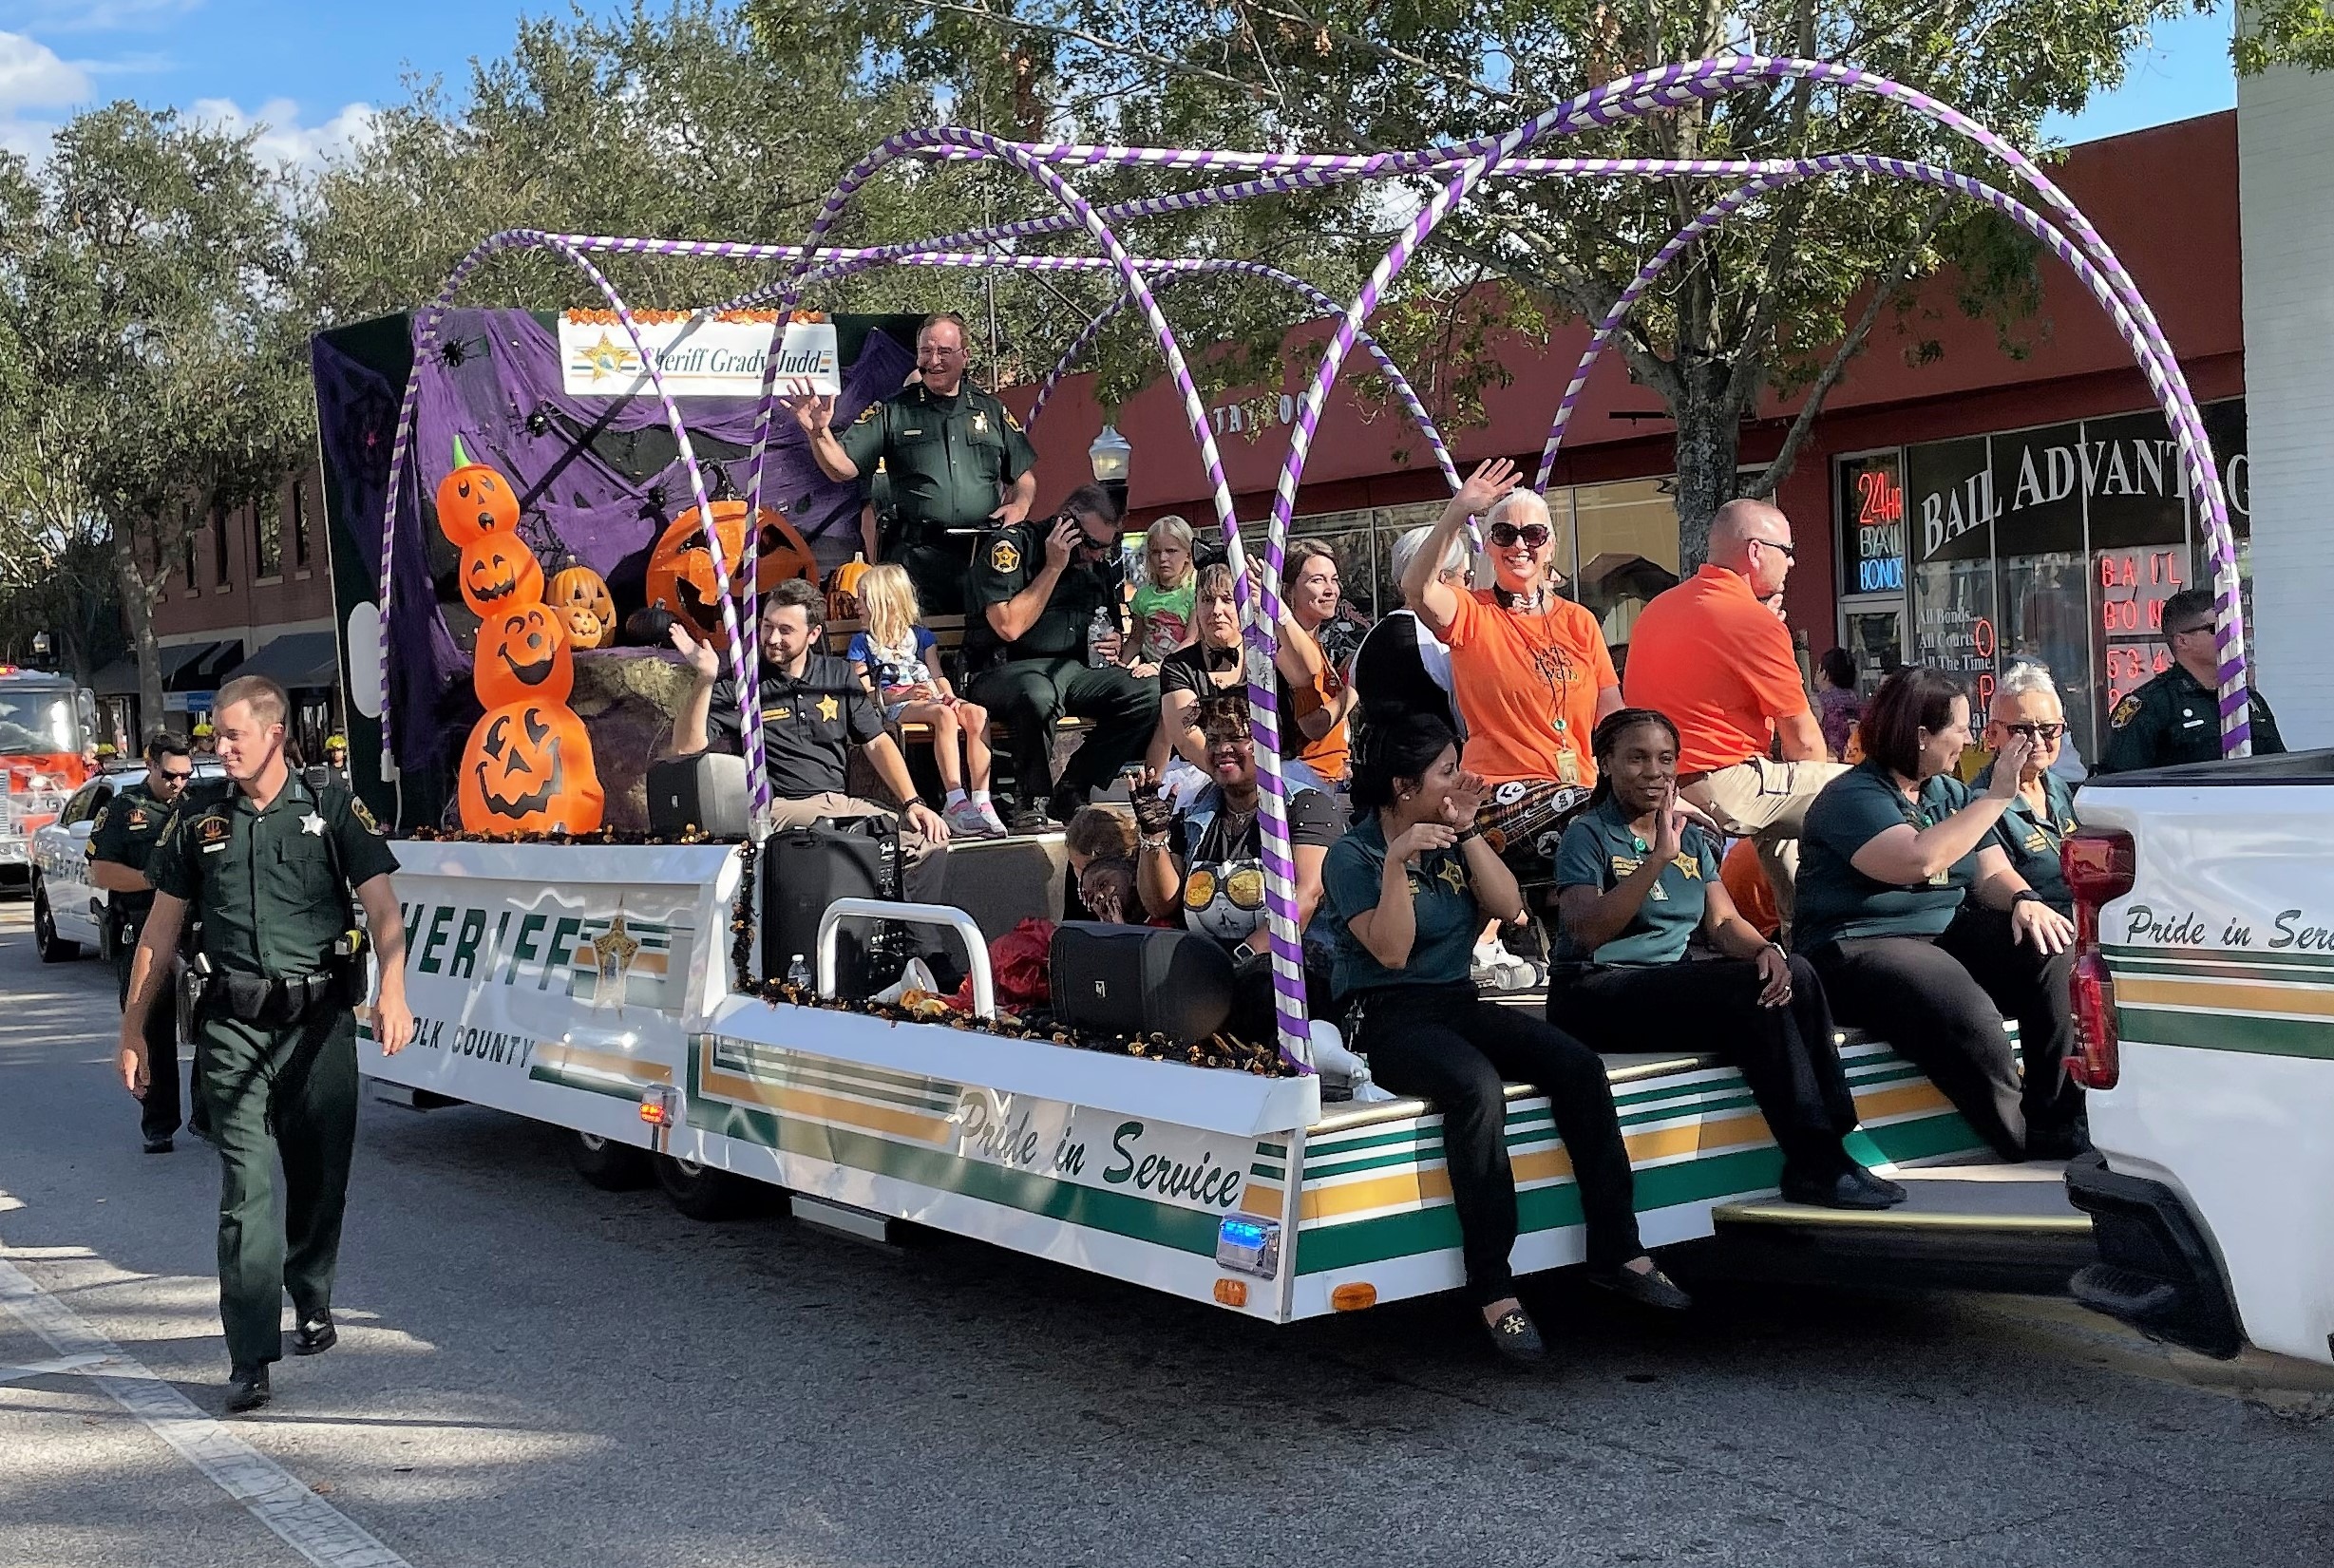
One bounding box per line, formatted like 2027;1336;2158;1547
1454;826;1483;844
2011;889;2045;907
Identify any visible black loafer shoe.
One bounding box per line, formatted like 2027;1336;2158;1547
225;1364;271;1413
1004;804;1053;836
142;1136;174;1154
1782;1166;1907;1210
291;1313;336;1356
1593;1261;1694;1313
1482;1305;1547;1364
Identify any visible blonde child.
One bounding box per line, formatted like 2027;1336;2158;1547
847;563;1005;837
1129;514;1198;674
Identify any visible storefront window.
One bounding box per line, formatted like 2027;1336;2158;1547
1907;436;2001;711
1571;477;1680;666
1898;401;2247;754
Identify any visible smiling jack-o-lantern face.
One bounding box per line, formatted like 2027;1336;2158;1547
643;501;815;644
459;534;544;616
456;700;603;836
548;564;615;649
474;603;574;708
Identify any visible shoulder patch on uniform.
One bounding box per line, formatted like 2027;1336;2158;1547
2110;694;2143;729
988;538;1022;574
1003;407;1024;432
90;804;109;835
351;797;384;836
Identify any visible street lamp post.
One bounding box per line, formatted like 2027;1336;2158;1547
1088;424;1132;518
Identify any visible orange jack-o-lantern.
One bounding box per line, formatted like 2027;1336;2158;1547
474;603;575;708
459;534;544;617
435;436;521;548
643;501;815;643
548;564;615;650
826;557;872;622
456;700;603;836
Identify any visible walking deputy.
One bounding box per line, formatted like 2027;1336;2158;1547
116;676;414;1414
86;729;203;1153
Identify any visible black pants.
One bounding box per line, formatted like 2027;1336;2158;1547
1229;951;1337;1051
116;931;187;1143
1546;954;1860;1181
967;656;1159;804
1807;904;2079;1162
897;538;975;616
1348;982;1642;1302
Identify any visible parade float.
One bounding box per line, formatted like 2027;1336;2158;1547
314;56;2247;1322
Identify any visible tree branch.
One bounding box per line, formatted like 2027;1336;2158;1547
913;1;1277;104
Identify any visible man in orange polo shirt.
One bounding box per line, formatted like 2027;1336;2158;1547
1624;499;1843;927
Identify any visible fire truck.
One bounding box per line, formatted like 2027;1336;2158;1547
0;665;99;893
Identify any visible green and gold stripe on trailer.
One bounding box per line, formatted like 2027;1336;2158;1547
2103;943;2334;1063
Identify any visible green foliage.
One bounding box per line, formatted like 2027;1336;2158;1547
2237;1;2334;74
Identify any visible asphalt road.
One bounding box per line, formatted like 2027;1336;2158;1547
4;898;2331;1568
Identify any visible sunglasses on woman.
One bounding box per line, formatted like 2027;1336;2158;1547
1487;520;1551;548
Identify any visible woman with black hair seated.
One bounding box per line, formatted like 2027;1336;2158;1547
1319;711;1689;1364
1547;708;1906;1210
1793;666;2084;1162
1133;695;1338;1045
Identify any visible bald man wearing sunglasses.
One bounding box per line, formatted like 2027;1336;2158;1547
1624;499;1844;935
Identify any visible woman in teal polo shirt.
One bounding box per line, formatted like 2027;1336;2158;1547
1319;712;1687;1366
1547;709;1905;1210
1976;662;2079;916
1793;667;2084;1162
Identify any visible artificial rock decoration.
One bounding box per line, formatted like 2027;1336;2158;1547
434;434;522;548
548;562;616;650
456;700;604;836
643;501;815;644
474;602;576;709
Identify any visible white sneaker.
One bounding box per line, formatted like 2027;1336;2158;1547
974;801;1009;837
943;801;998;838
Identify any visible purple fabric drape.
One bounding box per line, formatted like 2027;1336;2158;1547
327;308;914;777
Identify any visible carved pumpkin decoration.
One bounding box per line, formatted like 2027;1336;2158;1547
459;533;544;617
435;435;521;548
643;501;816;643
548;564;615;650
474;603;575;709
456;700;603;836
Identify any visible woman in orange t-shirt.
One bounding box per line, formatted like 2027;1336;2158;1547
1401;458;1622;885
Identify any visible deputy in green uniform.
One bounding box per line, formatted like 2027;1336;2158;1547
118;676;413;1414
782;312;1037;614
88;730;202;1153
962;482;1159;832
2096;587;2286;775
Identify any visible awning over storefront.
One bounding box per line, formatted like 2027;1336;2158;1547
88;658;138;697
219;631;339;690
91;640;246;695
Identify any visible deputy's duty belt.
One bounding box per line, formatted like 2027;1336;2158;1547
209;971;340;1026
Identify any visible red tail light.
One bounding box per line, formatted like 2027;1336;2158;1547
2062;829;2133;1090
2069;949;2120;1089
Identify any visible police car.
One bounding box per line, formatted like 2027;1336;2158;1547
28;760;224;963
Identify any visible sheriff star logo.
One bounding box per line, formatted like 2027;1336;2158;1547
988;538;1022;574
301;812;327;836
816;694;840;722
575;913;643;1010
2111;694;2143;729
971;410;990;434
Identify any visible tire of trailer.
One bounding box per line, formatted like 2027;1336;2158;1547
655;1154;755;1220
32;878;80;963
567;1130;655;1191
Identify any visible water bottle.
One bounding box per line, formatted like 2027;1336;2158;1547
786;953;811;991
1088;605;1115;668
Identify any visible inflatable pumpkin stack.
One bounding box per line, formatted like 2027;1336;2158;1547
438;437;605;836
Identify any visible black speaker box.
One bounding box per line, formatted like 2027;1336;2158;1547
647;752;748;838
1047;922;1236;1044
761;821;904;992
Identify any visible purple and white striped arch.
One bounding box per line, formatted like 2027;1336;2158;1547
376;54;2241;1062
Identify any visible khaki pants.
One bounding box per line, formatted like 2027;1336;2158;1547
768;790;946;903
1683;756;1848;932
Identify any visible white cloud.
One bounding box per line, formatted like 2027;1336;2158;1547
2;1;202;34
0;28;88;109
187;95;375;171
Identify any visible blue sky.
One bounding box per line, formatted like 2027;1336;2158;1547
0;0;2240;164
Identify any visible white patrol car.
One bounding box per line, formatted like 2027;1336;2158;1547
28;760;224;963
